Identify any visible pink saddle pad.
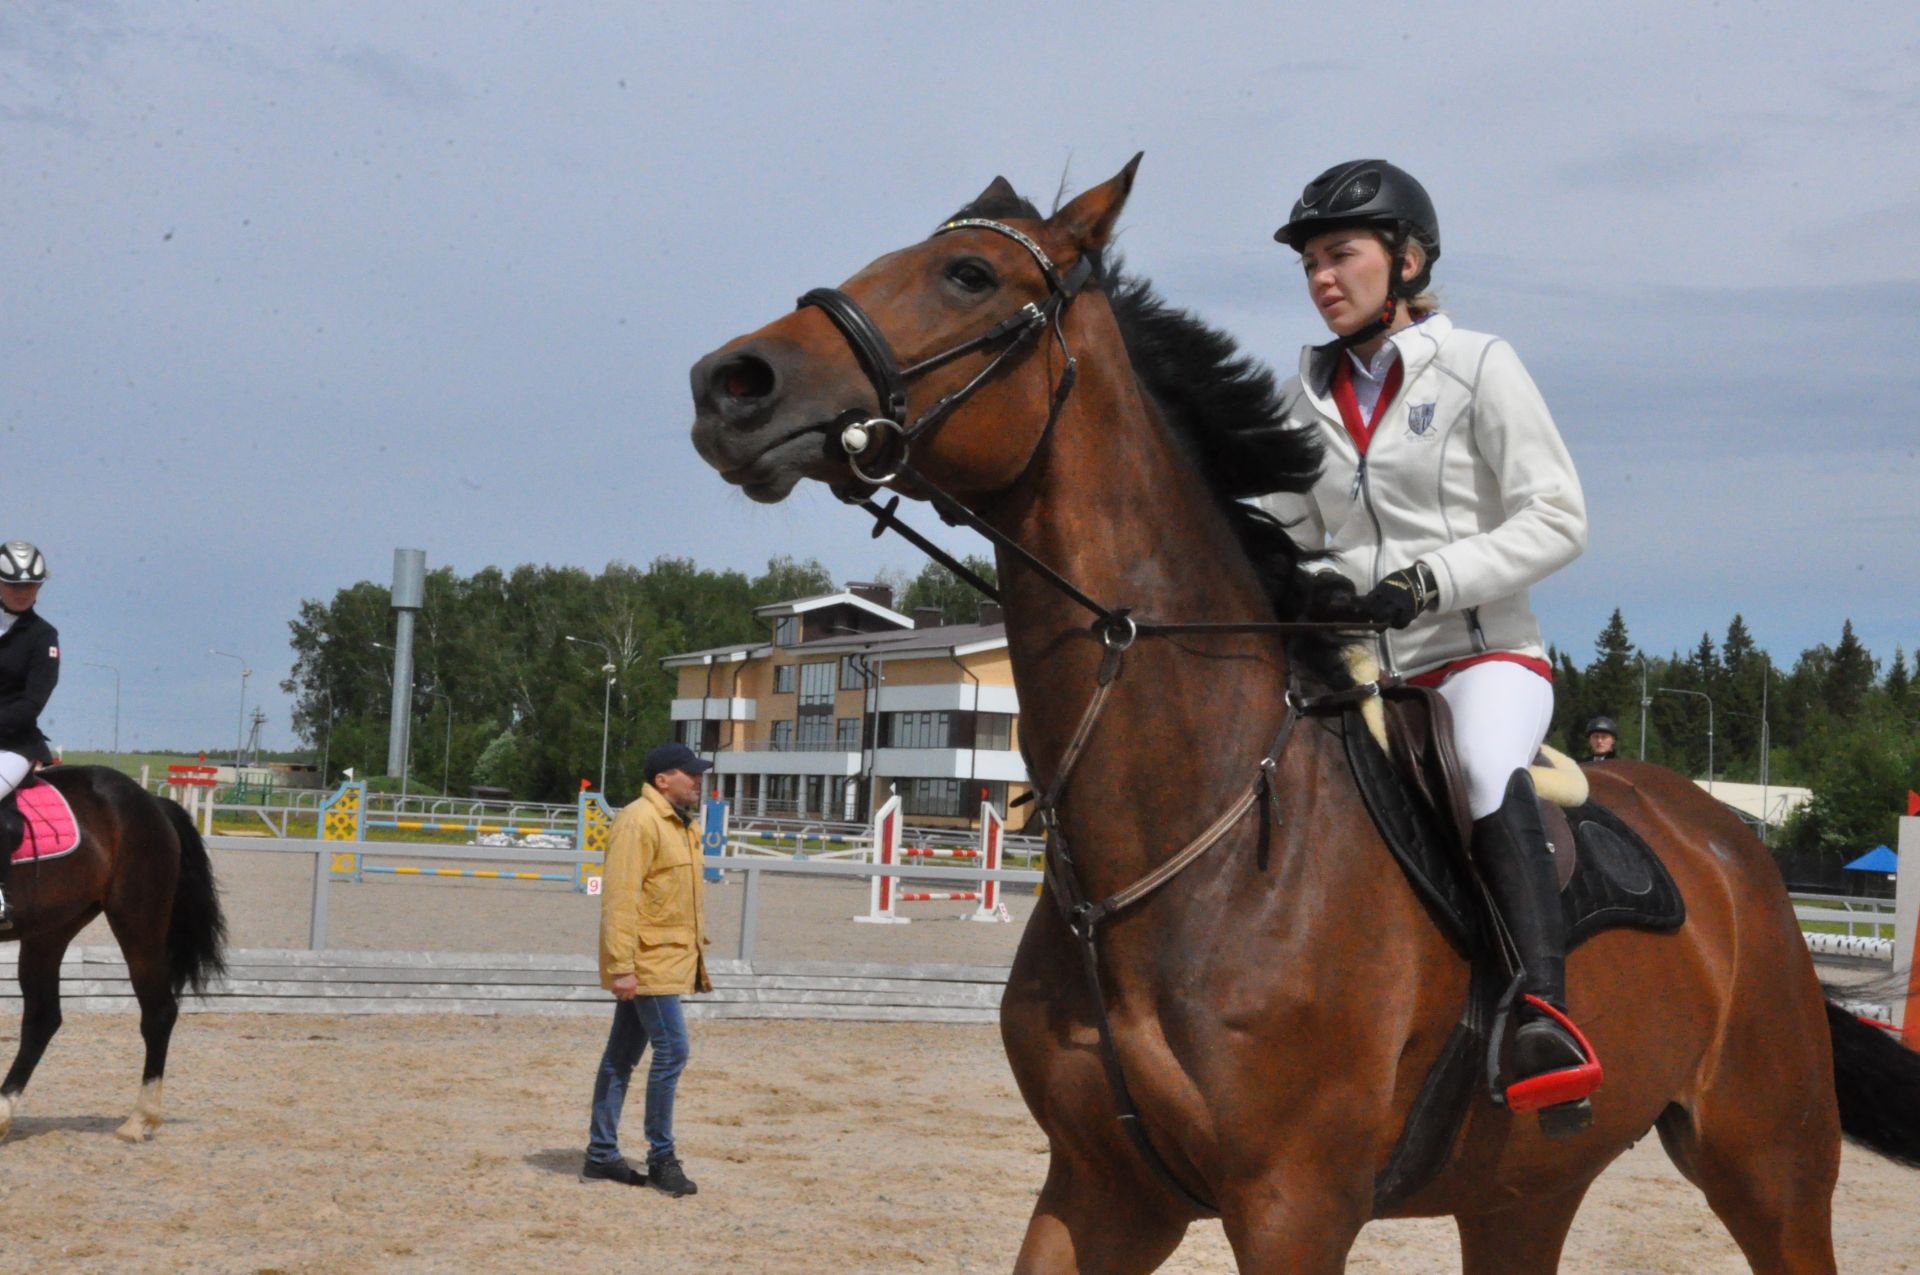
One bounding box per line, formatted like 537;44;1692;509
12;781;80;862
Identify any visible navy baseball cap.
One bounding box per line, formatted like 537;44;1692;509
644;743;714;782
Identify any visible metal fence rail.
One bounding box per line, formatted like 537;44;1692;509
201;835;1042;964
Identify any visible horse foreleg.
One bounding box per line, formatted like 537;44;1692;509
1215;1177;1371;1275
107;916;180;1143
1455;1182;1593;1275
1;930;80;1139
1013;1149;1189;1274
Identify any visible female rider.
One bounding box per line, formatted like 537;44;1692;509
0;540;59;928
1257;161;1597;1122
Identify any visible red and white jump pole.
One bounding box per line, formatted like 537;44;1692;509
854;796;911;924
855;796;1010;924
967;800;1007;923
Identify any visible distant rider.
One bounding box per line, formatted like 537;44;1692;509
1258;161;1599;1126
1584;716;1619;762
0;540;59;928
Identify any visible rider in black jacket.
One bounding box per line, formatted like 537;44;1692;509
0;540;58;927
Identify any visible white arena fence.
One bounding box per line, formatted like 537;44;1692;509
190;834;1043;965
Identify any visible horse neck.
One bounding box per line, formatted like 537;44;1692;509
984;349;1296;898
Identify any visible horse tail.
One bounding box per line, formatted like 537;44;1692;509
160;797;229;995
1825;998;1920;1168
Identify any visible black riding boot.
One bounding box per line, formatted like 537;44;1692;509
1474;769;1598;1127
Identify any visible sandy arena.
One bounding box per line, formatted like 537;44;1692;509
1;845;1913;1273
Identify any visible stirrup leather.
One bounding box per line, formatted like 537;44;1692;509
1504;996;1603;1112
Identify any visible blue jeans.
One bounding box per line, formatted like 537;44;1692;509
586;994;689;1167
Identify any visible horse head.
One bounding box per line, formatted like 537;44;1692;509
689;156;1141;506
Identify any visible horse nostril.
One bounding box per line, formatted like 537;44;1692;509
714;354;776;403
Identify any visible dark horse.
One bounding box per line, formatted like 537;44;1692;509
689;158;1920;1271
2;765;226;1142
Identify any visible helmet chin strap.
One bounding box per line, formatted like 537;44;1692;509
1332;229;1423;352
1333;293;1398;352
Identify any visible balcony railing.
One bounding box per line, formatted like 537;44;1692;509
733;740;860;753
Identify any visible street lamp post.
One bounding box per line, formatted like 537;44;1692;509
208;650;251;770
1656;687;1715;796
82;661;121;754
565;636;616;794
1636;654;1651;761
423;689;453;796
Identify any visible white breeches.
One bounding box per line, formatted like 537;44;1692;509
0;750;30;802
1432;661;1556;820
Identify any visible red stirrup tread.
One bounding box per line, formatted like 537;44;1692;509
1504;995;1604;1113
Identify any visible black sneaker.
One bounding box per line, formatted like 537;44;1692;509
647;1157;698;1197
579;1156;646;1186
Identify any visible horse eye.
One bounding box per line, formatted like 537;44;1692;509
945;259;996;293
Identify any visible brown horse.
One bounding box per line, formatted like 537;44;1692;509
1;765;226;1142
688;157;1920;1272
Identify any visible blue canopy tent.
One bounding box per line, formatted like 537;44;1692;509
1843;845;1897;873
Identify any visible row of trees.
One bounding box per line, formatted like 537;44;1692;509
1548;611;1917;870
282;554;995;805
283;561;1914;871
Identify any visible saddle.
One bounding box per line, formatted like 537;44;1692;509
1340;680;1686;1211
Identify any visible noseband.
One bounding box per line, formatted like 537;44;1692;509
796;217;1098;486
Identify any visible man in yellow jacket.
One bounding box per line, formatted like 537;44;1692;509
582;742;713;1196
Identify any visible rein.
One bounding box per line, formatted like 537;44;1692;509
795;218;1387;1215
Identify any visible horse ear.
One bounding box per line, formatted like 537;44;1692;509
1052;152;1143;250
972;175;1020;207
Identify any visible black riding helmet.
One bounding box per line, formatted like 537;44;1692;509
1585;716;1619;736
1275;160;1441;347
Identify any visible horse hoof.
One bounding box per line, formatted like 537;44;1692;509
114;1117;154;1143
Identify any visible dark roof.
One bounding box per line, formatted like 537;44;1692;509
794;622;1006;657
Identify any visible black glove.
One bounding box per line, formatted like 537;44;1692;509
1361;563;1438;630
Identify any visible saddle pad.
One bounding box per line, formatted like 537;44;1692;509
1342;707;1686;955
11;780;80;862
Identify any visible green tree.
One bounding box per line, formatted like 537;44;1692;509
898;555;999;625
1825;619;1877;719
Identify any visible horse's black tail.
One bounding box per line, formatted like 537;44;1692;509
1825;997;1920;1168
160;798;228;996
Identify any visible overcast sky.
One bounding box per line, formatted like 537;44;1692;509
6;1;1917;755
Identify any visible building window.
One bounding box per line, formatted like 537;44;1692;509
774;664;795;694
797;715;832;750
895;777;964;817
882;710;954;749
974;712;1013;751
675;719;719;751
799;660;835;707
770;720;794;750
774;616;798;647
836;717;860;750
839;655;864;690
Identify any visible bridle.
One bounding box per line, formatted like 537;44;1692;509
798;217;1096;491
793;216;1388;1216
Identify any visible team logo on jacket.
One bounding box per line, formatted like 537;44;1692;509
1406;402;1436;437
49;645;59;658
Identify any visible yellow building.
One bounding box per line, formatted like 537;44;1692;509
663;584;1028;829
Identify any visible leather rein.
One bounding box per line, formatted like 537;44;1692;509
795;217;1386;1214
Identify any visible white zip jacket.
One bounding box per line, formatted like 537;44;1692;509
1254;314;1587;677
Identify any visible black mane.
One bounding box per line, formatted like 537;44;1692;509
948;187;1327;626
